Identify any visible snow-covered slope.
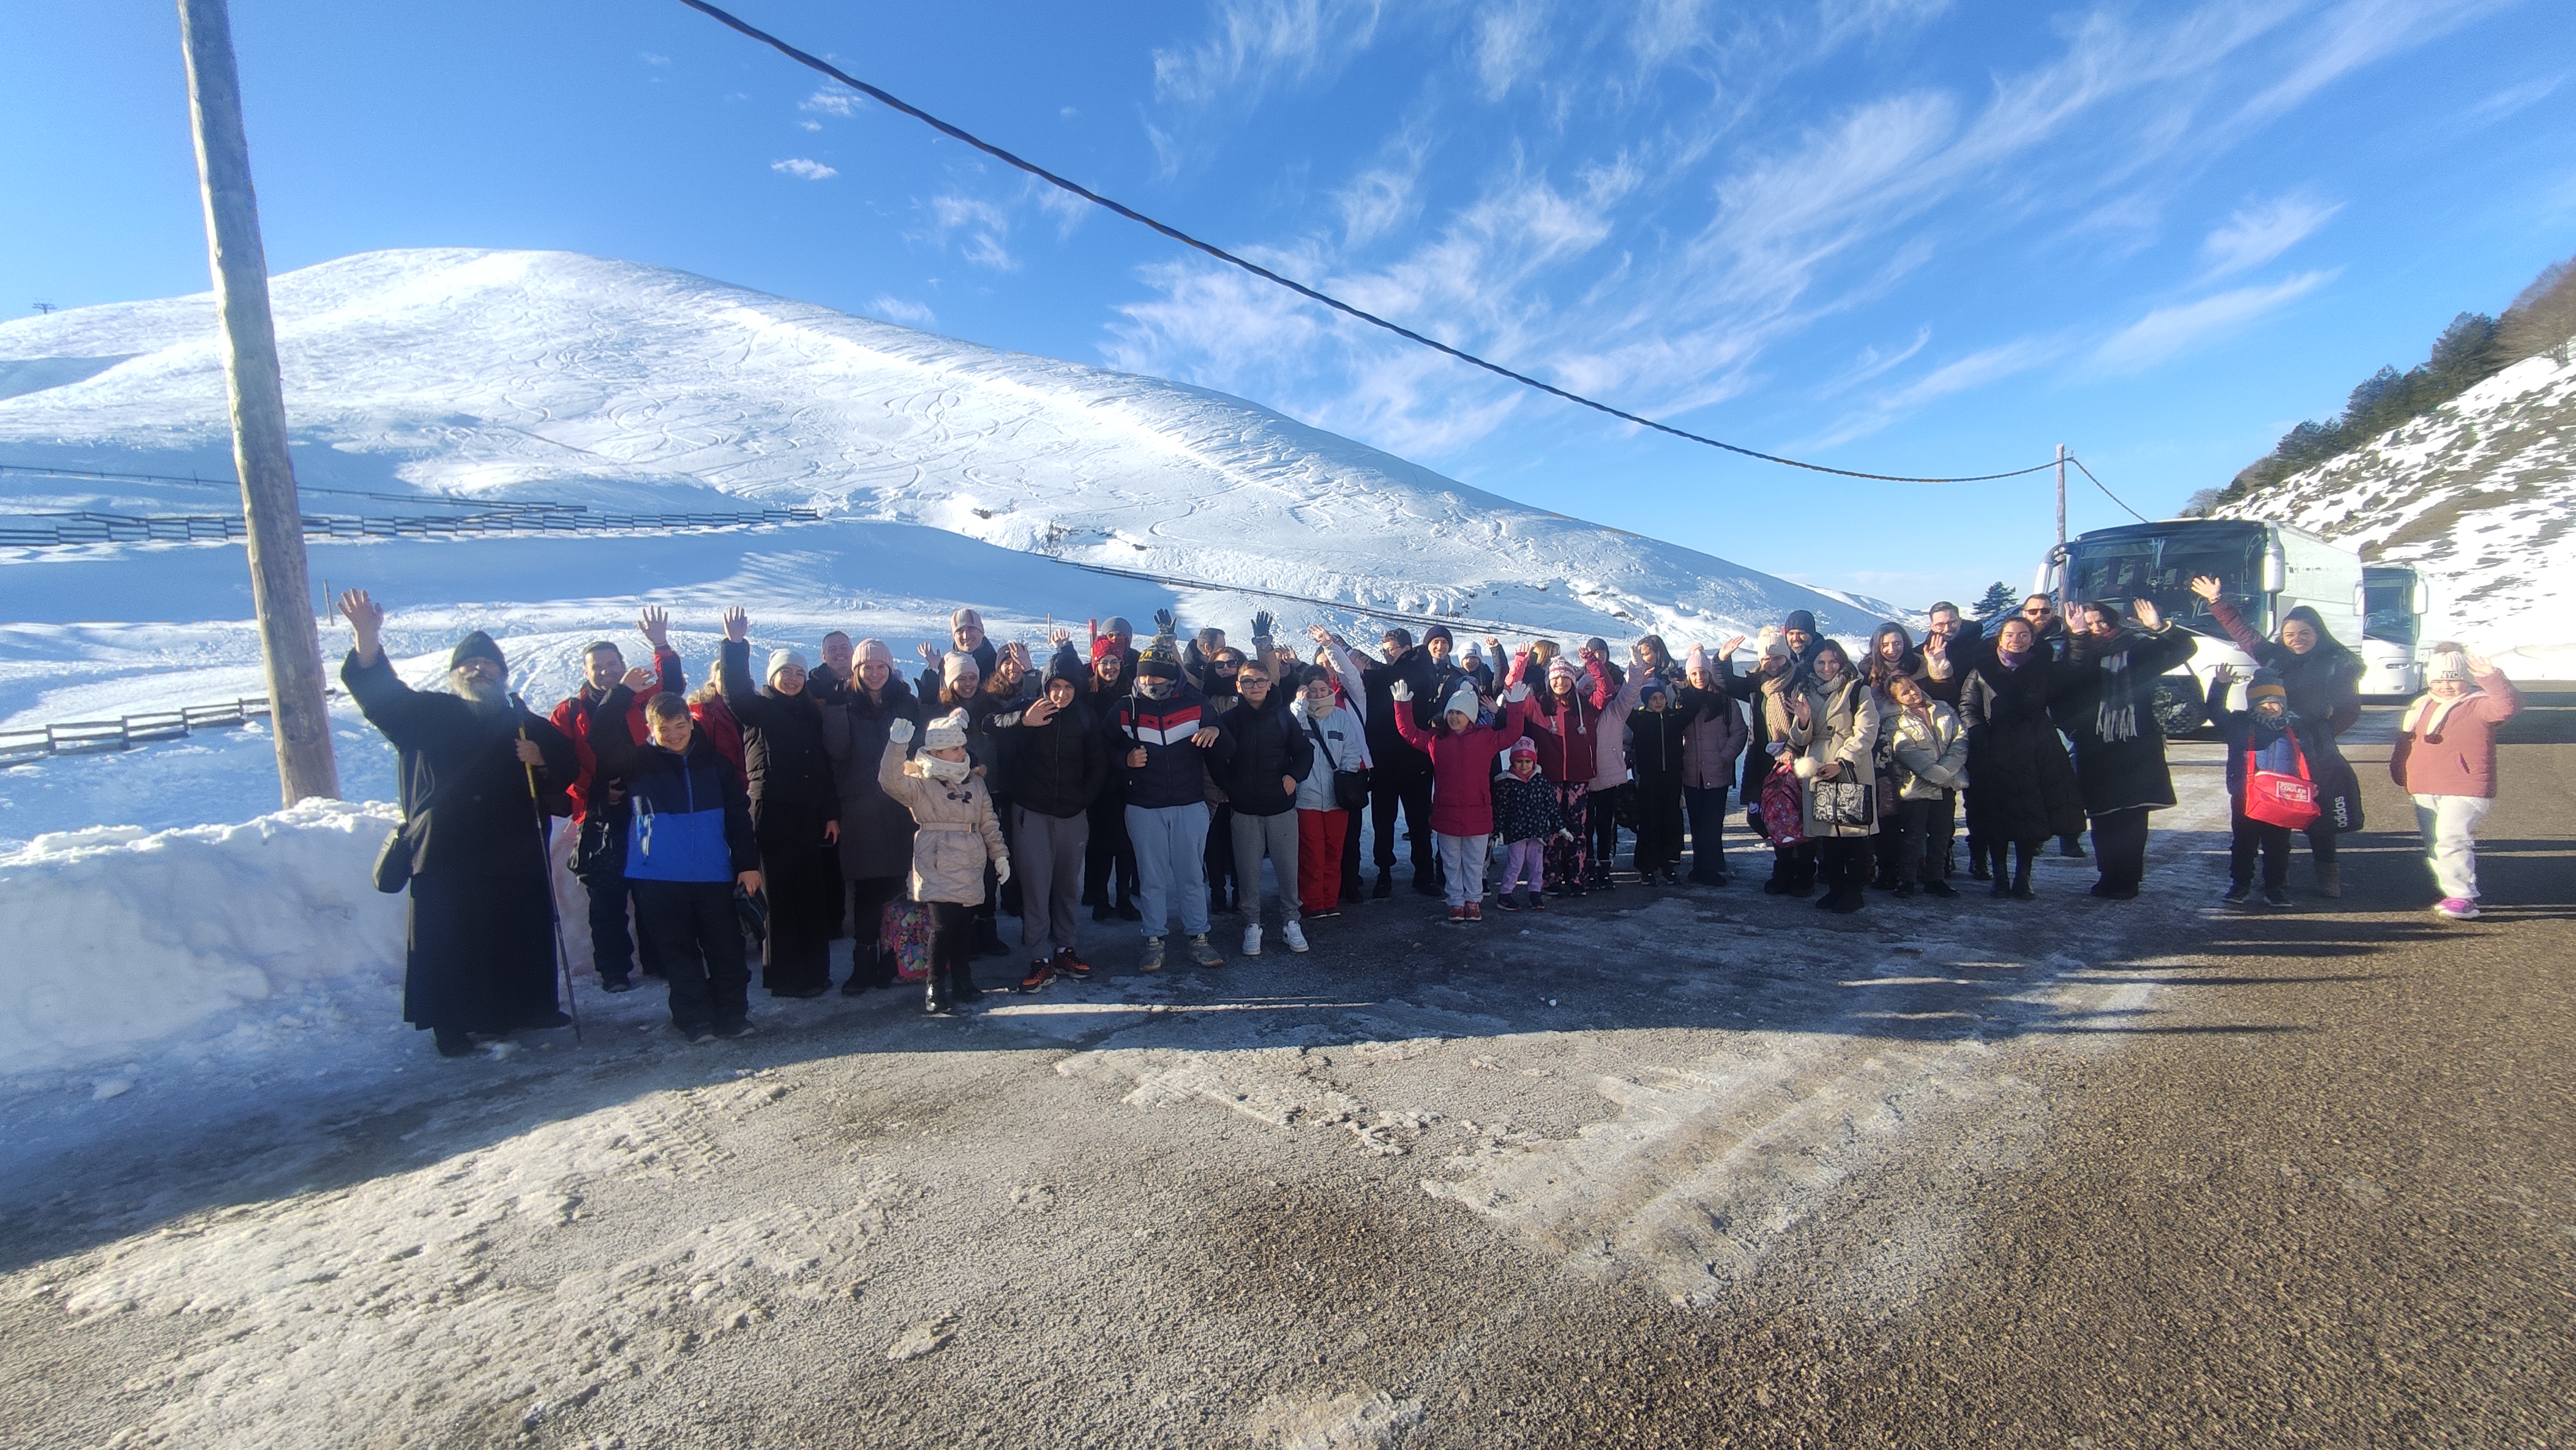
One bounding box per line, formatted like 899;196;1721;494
0;247;1892;640
2213;336;2575;667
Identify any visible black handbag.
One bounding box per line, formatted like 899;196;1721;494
372;735;511;893
1811;776;1873;829
1305;717;1371;812
373;764;464;894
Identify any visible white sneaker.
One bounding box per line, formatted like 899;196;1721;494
1281;921;1308;953
1242;923;1262;956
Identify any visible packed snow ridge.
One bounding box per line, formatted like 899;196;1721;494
2215;332;2576;663
0;247;1900;642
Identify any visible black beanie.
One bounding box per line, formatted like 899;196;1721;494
1783;610;1818;635
1422;625;1453;649
450;631;506;673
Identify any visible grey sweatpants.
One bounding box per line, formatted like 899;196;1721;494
1013;805;1089;958
1229;808;1302;924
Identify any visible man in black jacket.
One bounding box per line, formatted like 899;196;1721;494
337;590;579;1059
1006;646;1107;990
1350;626;1441;897
1216;659;1315;957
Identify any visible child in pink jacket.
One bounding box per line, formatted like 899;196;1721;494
2389;646;2521;918
1392;664;1532;924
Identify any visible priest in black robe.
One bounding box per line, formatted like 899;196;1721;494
338;590;578;1057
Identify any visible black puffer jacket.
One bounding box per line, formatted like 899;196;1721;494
1215;692;1315;817
1006;699;1107;819
1626;701;1690;784
717;639;840;833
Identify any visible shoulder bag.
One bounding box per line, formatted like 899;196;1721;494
1305;716;1372;813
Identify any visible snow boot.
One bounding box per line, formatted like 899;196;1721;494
433;1027;475;1057
2316;862;2342;898
2058;834;2087;858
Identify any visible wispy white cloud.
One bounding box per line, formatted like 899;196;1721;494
801;88;864;119
2461;71;2566;127
1113;0;2487;467
1473;2;1552;100
869;295;938;328
770;158;837;181
2200;193;2340;278
1821;328;1931;395
2092;271;2335;374
639;52;671;67
2238;0;2515;124
926;195;1019;271
1152;0;1385;105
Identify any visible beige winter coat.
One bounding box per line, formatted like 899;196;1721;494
1885;701;1969;800
878;740;1008;906
1787;674;1882;838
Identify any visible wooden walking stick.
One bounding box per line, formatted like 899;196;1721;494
520;718;583;1043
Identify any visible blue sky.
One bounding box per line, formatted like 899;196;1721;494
5;0;2570;607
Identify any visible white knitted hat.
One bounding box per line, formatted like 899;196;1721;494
922;709;970;751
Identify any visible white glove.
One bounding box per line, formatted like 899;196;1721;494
1390;680;1413;703
1502;682;1530;704
887;718;915;745
993;855;1011;886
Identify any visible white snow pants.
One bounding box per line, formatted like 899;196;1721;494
2409;792;2493;901
1434;832;1486;909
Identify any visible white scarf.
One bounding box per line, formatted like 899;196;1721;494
918;753;972;784
2400;690;2482;739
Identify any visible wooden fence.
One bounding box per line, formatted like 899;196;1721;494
0;694;321;762
0;505;825;549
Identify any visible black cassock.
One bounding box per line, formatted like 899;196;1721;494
345;650;579;1035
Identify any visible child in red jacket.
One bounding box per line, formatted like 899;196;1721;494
1392;664;1532;923
2390;646;2521;918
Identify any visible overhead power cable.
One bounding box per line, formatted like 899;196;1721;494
2065;455;2152;524
673;0;2064;487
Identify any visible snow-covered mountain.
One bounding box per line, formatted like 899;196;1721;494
0;248;1896;642
2212;334;2575;667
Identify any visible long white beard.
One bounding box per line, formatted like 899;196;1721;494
454;672;514;723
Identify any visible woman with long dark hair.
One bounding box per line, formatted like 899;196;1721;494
1958;616;2086;900
2055;598;2195;900
2191;576;2366;896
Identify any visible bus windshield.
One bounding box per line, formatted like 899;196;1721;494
2363;569;2417;645
2064;525;2267;638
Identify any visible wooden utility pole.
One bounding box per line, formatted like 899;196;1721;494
176;0;338;804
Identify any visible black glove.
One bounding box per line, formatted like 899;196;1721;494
1252;610;1275;636
1153;608;1177;635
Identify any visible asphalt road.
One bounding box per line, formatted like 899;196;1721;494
3;708;2567;1448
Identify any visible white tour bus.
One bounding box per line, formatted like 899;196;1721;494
2361;563;2431;697
2036;519;2364;735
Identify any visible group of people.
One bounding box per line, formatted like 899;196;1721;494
334;584;2523;1056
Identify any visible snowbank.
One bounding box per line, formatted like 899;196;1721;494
0;800;406;1075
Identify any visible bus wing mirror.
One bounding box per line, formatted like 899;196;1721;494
2413;579;2431;615
2261;543;2286;595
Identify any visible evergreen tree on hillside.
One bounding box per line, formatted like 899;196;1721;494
2218;252;2574;505
1971;581;2015;619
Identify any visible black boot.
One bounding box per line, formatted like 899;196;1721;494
1969;843;1993;882
433;1027;474;1057
2010;844;2037;900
